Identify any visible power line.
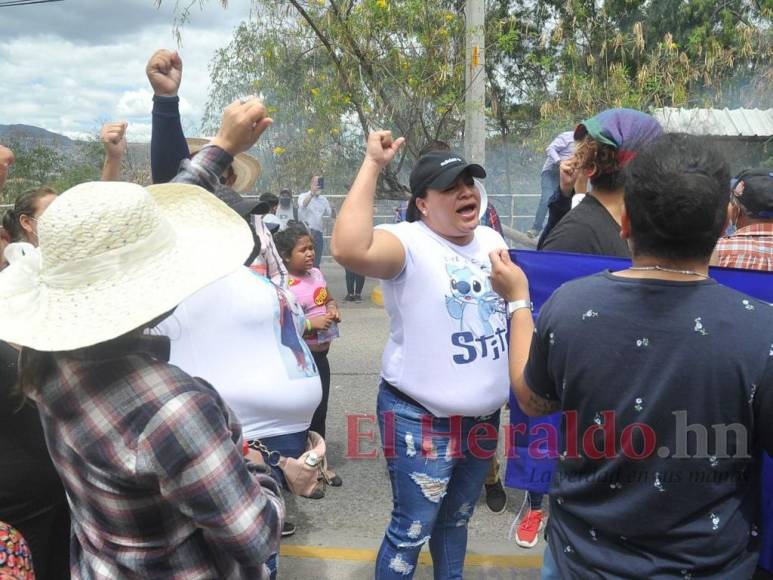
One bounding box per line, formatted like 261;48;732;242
0;0;65;6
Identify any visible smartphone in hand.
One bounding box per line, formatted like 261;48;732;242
317;176;325;190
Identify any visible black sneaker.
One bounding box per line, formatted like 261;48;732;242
282;521;296;537
353;294;363;302
485;479;507;513
343;294;355;302
329;474;343;487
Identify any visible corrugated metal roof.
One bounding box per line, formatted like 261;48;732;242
652;107;773;138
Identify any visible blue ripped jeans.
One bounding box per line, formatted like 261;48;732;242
375;382;500;579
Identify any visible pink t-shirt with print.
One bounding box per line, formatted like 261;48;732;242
288;267;330;345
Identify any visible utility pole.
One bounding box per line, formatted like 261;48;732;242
464;0;485;165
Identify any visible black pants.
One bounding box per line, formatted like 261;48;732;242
310;349;330;437
345;270;365;295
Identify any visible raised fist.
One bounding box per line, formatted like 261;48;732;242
146;49;182;97
364;131;405;169
100;122;128;160
209;97;273;157
0;145;15;190
559;157;580;196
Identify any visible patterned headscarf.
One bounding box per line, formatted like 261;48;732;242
575;108;663;170
0;522;35;579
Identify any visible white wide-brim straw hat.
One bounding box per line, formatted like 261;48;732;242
0;181;253;351
187;138;262;193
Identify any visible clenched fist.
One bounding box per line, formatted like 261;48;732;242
100;122;128;160
364;131;405;169
146;49;182;97
209;97;273;157
0;145;15;190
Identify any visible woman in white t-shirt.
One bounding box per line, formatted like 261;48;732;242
155;265;321;576
332;132;511;579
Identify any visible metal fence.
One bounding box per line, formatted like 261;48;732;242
246;192;542;255
1;192;543;257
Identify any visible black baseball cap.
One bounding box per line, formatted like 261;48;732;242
732;168;773;219
406;151;486;222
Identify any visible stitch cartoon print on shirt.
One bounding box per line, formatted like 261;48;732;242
445;262;504;334
444;258;507;365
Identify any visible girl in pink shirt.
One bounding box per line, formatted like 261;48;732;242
274;223;341;452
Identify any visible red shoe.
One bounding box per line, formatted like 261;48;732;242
515;509;546;548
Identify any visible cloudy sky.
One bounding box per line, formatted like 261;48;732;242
0;0;251;142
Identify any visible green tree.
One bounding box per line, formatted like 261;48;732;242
506;0;773;133
156;0;772;199
163;0;470;196
1;137;105;203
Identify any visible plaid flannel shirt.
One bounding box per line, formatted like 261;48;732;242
30;335;284;579
715;223;773;272
172;144;232;191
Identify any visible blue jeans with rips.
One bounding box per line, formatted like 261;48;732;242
532;167;561;232
375;382;500;579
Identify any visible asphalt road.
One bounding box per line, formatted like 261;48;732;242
279;262;543;579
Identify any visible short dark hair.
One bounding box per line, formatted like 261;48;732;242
273;221;311;261
624;133;730;261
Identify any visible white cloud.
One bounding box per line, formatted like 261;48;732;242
0;2;249;143
116;89;154;118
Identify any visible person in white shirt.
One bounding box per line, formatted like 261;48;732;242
529;130;576;237
298;176;334;267
332;133;511;579
276;188;296;231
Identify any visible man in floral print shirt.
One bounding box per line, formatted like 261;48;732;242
491;133;773;579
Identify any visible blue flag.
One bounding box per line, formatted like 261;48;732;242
510;249;773;317
507;249;773;571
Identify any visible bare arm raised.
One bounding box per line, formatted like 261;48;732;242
100;121;128;181
331;131;406;280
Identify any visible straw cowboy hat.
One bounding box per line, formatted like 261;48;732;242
187;138;262;193
0;181;253;351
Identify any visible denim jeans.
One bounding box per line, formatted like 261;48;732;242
532;167;561;231
259;430;308;489
310;228;324;268
375;382;500;579
257;430;308;579
540;545;560;580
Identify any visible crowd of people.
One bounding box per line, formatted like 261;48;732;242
0;46;771;580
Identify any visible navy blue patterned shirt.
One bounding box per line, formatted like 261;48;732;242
526;272;773;579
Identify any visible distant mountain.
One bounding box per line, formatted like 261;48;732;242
0;124;148;162
0;124;75;147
